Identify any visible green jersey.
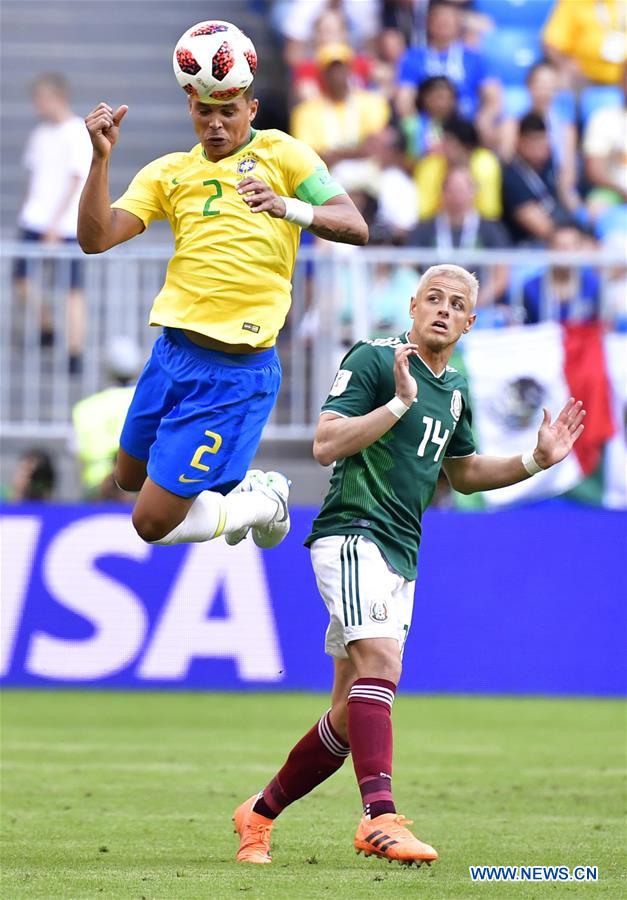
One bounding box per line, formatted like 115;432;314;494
305;333;475;580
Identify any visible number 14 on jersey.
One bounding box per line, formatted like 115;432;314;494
417;416;450;463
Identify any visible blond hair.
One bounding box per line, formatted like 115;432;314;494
417;265;479;308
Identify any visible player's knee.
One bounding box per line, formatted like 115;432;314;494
131;508;173;543
351;643;402;684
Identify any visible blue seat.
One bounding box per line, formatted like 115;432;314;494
482;28;541;85
595;205;627;239
474;0;553;29
580;86;622;124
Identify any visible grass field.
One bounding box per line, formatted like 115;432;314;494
1;691;625;899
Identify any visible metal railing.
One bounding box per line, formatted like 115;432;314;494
1;242;625;442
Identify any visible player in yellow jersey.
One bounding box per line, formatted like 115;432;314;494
77;86;367;550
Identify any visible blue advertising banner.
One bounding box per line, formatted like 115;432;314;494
1;504;625;695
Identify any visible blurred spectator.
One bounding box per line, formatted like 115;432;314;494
406;165;510;306
276;0;380;68
290;44;390;166
381;0;429;50
71;336;141;501
583;65;627;217
522;225;601;323
14;73;91;374
499;61;581;214
413;114;502;220
4;450;56;502
291;7;375;102
501;113;572;245
543;0;626;89
402;75;458;157
333;126;418;242
396;0;501;145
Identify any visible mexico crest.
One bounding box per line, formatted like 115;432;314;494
450;389;463;422
369;601;388;623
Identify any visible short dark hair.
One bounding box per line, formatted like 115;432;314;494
519;112;547;135
442;114;479;149
525;59;556;86
243;83;255;101
429;0;459;14
416;75;457;111
19;449;56;499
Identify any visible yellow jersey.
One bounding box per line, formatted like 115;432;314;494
111;128;345;347
544;0;626;85
414;149;502;221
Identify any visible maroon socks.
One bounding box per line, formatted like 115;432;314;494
253;710;350;819
347;678;397;819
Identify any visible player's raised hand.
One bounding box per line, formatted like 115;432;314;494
85;103;128;159
533;398;586;469
237;178;286;217
393;343;420;406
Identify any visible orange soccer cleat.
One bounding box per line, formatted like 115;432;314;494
232;794;274;864
354;813;438;867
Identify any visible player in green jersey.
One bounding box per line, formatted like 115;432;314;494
233;264;586;866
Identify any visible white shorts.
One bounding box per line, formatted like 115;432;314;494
310;535;415;659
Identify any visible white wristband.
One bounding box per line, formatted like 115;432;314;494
385;396;412;419
281;196;314;228
522;449;544;476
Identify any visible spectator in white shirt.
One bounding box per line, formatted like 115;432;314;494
583;64;627;219
15;73;92;373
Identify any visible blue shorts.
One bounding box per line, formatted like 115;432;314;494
120;328;281;497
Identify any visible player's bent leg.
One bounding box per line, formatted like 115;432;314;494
115;448;148;493
131;475;286;546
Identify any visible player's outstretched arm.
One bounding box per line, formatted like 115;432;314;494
443;398;586;494
78;103;144;253
237;178;368;245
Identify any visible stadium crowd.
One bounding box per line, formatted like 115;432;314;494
273;0;626;327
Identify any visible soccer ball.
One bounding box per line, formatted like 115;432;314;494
173;20;257;104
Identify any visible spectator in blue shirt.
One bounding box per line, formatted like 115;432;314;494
396;0;501;146
522;225;600;324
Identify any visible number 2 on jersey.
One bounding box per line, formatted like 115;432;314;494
202;178;222;216
417;416;450;463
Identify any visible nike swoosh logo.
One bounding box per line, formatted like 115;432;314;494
172;177;180;185
178;474;203;483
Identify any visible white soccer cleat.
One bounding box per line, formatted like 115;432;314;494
224;469;266;546
252;471;291;549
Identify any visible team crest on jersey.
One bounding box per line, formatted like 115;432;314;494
237;155;258;175
369;601;388;623
450;389;463;422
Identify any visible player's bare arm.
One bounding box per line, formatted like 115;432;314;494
237;178;368;245
78;102;144;253
313;344;419;466
443;398;586;494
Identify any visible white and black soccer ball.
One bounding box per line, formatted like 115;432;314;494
173;20;257;104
